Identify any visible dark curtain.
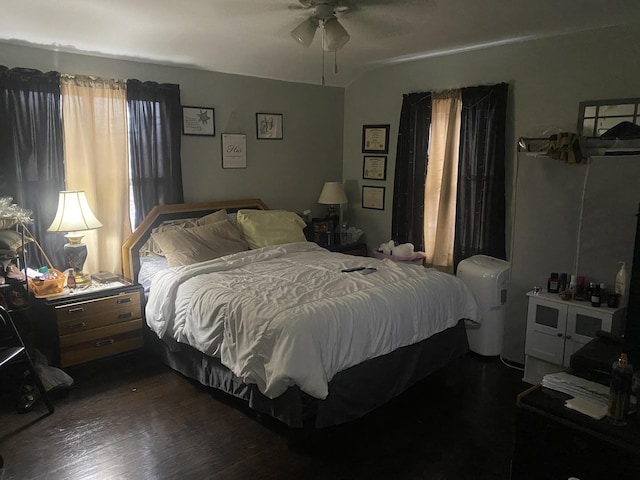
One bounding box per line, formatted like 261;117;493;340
127;80;183;228
0;66;66;269
454;83;508;269
391;92;432;252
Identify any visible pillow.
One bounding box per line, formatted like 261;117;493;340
196;209;228;226
151;219;248;266
0;230;33;252
236;209;306;249
140;218;199;256
139;210;231;256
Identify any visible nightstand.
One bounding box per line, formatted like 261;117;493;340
326;242;368;256
32;282;144;368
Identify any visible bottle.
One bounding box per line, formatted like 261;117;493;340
575;276;586;300
615;261;627;306
586;282;595;303
67;269;76;289
608;353;633;424
547;272;559;293
558;273;568;294
569;274;577;297
591;283;601;307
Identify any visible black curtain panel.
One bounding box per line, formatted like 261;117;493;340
391;92;432;252
454;83;508;270
126;80;183;228
0;66;66;269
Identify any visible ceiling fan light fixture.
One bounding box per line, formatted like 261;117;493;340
323;17;350;51
291;17;318;47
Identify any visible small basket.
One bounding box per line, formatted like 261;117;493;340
29;269;67;296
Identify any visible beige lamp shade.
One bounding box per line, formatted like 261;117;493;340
47;190;102;287
318;182;348;205
47;191;102;234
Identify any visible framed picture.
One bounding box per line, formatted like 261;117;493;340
362;186;385;210
362;156;387;180
182;106;215;136
362;124;389;154
256;112;283;139
221;134;246;169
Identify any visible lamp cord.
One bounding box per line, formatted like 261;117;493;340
321;23;326;86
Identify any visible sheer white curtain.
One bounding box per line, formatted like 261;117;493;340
424;90;461;272
61;75;131;276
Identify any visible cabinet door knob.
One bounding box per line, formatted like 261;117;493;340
557;333;563;337
565;335;572;340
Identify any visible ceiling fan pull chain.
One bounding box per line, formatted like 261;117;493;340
334;50;338;75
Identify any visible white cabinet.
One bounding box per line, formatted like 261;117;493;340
523;291;626;384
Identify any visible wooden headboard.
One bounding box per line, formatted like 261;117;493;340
121;199;269;284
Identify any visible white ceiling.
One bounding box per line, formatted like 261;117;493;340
2;0;640;87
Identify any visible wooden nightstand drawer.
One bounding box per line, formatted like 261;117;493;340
33;283;145;368
55;291;142;335
59;318;141;348
60;328;143;367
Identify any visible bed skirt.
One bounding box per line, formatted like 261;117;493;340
145;320;469;428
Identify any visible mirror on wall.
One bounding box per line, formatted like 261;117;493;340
578;98;640;137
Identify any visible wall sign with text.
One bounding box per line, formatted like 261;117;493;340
222;134;246;169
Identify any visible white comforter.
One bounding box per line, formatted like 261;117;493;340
145;242;479;400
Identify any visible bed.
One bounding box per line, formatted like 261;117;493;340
122;199;479;428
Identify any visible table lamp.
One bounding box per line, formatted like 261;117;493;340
318;181;348;217
47;190;102;286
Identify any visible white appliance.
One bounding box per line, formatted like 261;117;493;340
457;255;510;356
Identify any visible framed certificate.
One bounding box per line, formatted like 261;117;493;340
362;124;390;154
362;156;387;180
362;186;385;210
221;134;246;169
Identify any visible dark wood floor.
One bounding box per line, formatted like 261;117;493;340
0;350;527;480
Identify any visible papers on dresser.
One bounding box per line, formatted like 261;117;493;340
541;371;609;419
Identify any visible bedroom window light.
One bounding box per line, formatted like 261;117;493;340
578;98;640;137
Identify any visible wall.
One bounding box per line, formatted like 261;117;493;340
342;24;640;363
0;42;345;217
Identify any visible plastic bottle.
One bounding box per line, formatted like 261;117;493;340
608;353;633;424
591;283;601;307
615;261;627;306
547;272;559;293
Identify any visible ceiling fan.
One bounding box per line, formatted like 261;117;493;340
289;0;353;51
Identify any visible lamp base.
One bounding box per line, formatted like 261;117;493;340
72;269;92;287
63;240;91;286
325;205;338;217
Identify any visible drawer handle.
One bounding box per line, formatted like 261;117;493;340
117;297;131;305
95;339;115;347
68;307;85;314
118;312;133;320
68;322;87;330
